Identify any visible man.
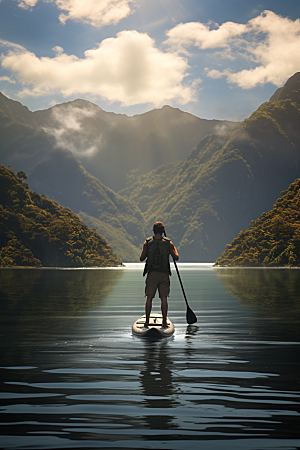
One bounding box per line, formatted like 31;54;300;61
140;221;179;328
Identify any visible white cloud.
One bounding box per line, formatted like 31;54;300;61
16;0;39;9
52;46;64;55
166;10;300;89
205;69;226;79
15;0;135;27
0;39;26;51
56;0;135;27
0;76;16;83
165;21;248;51
227;11;300;88
1;30;195;106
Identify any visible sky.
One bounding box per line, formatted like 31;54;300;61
1;0;300;121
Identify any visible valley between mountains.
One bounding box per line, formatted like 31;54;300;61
1;73;300;265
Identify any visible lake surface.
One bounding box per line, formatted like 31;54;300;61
0;264;300;450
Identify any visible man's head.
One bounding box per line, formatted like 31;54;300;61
153;221;165;236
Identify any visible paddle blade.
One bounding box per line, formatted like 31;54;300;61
186;306;197;324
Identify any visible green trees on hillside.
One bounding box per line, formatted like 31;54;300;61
214;179;300;267
0;165;122;267
16;170;28;184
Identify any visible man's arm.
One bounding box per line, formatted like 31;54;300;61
140;241;148;261
170;241;179;261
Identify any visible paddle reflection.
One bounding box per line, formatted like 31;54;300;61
185;324;199;338
140;340;179;430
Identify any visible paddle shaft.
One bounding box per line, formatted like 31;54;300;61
172;257;189;308
164;231;189;308
172;255;197;324
163;230;197;324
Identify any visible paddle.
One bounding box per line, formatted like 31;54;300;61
173;258;197;325
165;231;197;325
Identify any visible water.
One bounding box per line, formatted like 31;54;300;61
0;264;300;450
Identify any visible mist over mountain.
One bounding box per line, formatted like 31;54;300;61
0;95;237;192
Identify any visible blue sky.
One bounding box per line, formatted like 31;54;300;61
1;0;300;120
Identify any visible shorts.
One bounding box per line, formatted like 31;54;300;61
145;271;170;299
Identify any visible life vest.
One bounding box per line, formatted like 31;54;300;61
143;236;171;276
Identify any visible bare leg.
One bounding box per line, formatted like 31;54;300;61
161;296;168;327
145;296;153;326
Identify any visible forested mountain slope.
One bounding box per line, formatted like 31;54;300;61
214;178;300;266
29;149;145;261
0;165;122;267
121;73;300;261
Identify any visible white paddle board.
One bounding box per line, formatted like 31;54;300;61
132;313;174;338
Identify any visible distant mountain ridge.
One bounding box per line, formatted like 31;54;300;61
0;94;238;191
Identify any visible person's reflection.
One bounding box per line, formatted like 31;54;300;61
140;340;179;430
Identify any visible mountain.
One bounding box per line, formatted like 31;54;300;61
2;73;300;263
0;93;238;191
29;149;145;261
0;165;122;267
269;72;300;103
121;72;300;262
0;96;56;175
214;178;300;266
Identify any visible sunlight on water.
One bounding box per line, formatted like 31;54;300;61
0;266;299;450
123;262;215;270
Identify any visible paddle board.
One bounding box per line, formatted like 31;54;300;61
132;313;174;338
